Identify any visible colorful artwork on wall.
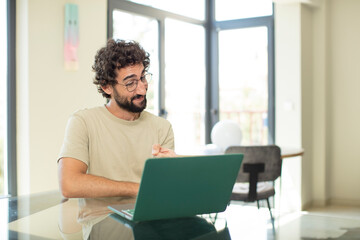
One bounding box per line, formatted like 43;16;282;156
64;4;79;71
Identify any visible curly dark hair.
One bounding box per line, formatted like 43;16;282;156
92;39;150;98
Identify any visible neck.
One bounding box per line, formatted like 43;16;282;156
105;100;140;121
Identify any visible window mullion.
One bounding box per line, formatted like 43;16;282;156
7;0;17;197
158;19;166;117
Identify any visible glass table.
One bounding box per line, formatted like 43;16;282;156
3;191;360;240
2;191;237;240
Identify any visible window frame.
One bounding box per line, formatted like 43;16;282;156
7;0;17;197
214;14;275;144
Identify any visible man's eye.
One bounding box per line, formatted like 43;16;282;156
125;81;136;87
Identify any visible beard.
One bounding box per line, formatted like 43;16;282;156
113;88;147;113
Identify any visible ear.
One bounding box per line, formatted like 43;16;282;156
101;85;113;96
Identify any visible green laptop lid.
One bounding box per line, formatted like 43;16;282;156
132;154;243;221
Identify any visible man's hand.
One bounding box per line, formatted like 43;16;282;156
152;144;177;157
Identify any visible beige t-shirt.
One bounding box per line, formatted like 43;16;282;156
58;106;174;183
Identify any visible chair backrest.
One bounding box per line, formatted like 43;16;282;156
225;145;282;182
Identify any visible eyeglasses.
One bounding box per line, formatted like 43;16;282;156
117;73;152;92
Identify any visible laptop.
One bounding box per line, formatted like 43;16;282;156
108;154;243;222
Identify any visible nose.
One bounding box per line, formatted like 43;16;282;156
135;80;147;95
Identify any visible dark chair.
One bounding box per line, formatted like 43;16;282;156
225;145;282;225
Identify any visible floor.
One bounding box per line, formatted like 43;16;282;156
298;205;360;240
217;203;360;240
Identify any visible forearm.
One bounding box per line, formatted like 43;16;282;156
58;158;139;198
60;173;139;198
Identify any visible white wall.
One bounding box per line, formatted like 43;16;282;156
327;0;360;205
311;0;330;207
300;3;314;209
275;0;360;209
16;0;107;195
275;2;303;211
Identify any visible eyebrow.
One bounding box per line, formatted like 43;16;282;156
122;69;146;82
122;74;136;82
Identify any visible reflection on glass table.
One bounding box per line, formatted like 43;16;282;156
93;214;230;240
4;191;360;240
64;198;230;240
4;193;230;240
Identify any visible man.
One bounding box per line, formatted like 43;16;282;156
58;39;176;198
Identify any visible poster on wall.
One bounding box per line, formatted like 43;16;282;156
64;3;79;71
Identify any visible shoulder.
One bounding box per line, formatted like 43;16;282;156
70;106;107;122
140;111;172;127
72;106;105;117
66;106;108;129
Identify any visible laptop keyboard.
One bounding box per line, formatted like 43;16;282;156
124;209;135;216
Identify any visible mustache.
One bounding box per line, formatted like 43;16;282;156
131;94;145;101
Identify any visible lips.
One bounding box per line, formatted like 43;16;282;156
132;95;145;106
132;95;144;101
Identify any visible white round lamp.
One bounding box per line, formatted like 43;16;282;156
211;120;242;152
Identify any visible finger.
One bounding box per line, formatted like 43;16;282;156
157;149;177;158
152;144;161;156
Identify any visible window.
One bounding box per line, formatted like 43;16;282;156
108;0;274;152
219;27;270;145
216;0;273;21
215;0;274;145
164;19;205;153
128;0;205;20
